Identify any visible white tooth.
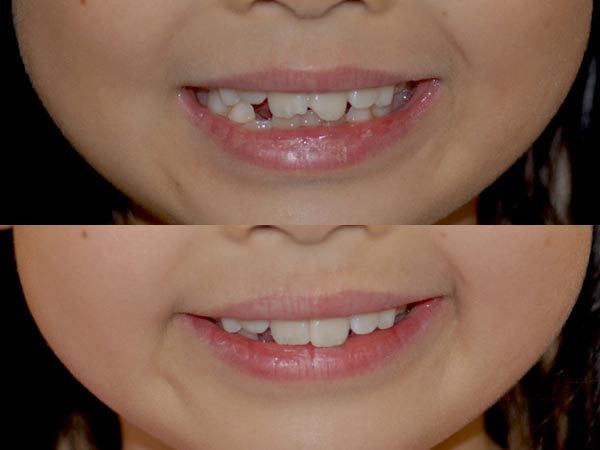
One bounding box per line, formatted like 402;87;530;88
271;115;302;129
375;85;395;107
268;93;308;119
347;88;379;109
308;92;347;121
350;312;379;335
243;120;272;130
310;318;350;347
207;90;230;116
299;110;322;127
240;320;270;334
238;329;259;341
238;91;267;105
218;88;241;106
346;106;373;123
377;309;396;330
221;318;242;333
371;105;392;118
228;101;255;124
270;320;310;345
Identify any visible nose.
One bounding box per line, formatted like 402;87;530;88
220;226;394;245
225;0;390;19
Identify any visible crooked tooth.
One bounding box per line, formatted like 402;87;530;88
270;320;310;345
346;106;373;123
228;101;255;124
221;318;242;333
350;312;379;335
239;91;267;105
207;90;230;116
268;93;308;119
308;92;347;121
347;88;379;109
310;317;350;347
219;88;241;106
240;320;269;334
377;309;396;330
375;85;395;107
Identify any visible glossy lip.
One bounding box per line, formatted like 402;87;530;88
182;297;446;381
195;290;433;320
179;77;441;171
193;67;425;92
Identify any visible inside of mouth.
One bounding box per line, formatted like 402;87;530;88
207;302;416;344
192;81;419;129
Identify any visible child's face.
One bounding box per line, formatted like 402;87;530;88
14;226;591;450
12;1;592;223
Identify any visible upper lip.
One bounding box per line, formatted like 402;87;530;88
191;67;430;92
191;290;439;320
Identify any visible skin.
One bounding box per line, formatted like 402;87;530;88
12;225;593;450
11;0;593;224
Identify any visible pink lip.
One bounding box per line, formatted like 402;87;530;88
194;67;423;92
182;297;446;381
179;77;440;171
196;290;433;320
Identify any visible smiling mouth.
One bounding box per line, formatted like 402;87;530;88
192;82;418;130
179;68;441;171
206;304;414;347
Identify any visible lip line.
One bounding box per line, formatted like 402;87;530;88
189;290;444;321
188;67;437;92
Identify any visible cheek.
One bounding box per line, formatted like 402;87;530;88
439;228;591;382
13;227;186;400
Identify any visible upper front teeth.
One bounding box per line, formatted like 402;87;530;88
197;84;412;127
217;306;407;348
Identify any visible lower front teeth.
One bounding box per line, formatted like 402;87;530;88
217;307;410;348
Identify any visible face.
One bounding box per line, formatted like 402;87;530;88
14;226;592;450
12;0;592;224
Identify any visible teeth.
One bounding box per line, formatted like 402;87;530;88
299;110;322;127
206;90;230;116
228;101;255;124
308;92;347;121
201;83;414;127
240;319;270;334
268;93;308;119
377;308;397;330
350;312;379;335
239;91;267;105
270;320;311;345
218;88;241;106
347;88;379;109
346;106;373;123
218;305;412;347
310;317;351;347
375;86;395;107
271;114;302;130
372;105;393;118
221;317;242;333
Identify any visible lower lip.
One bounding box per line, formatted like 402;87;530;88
179;80;440;171
183;298;446;381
